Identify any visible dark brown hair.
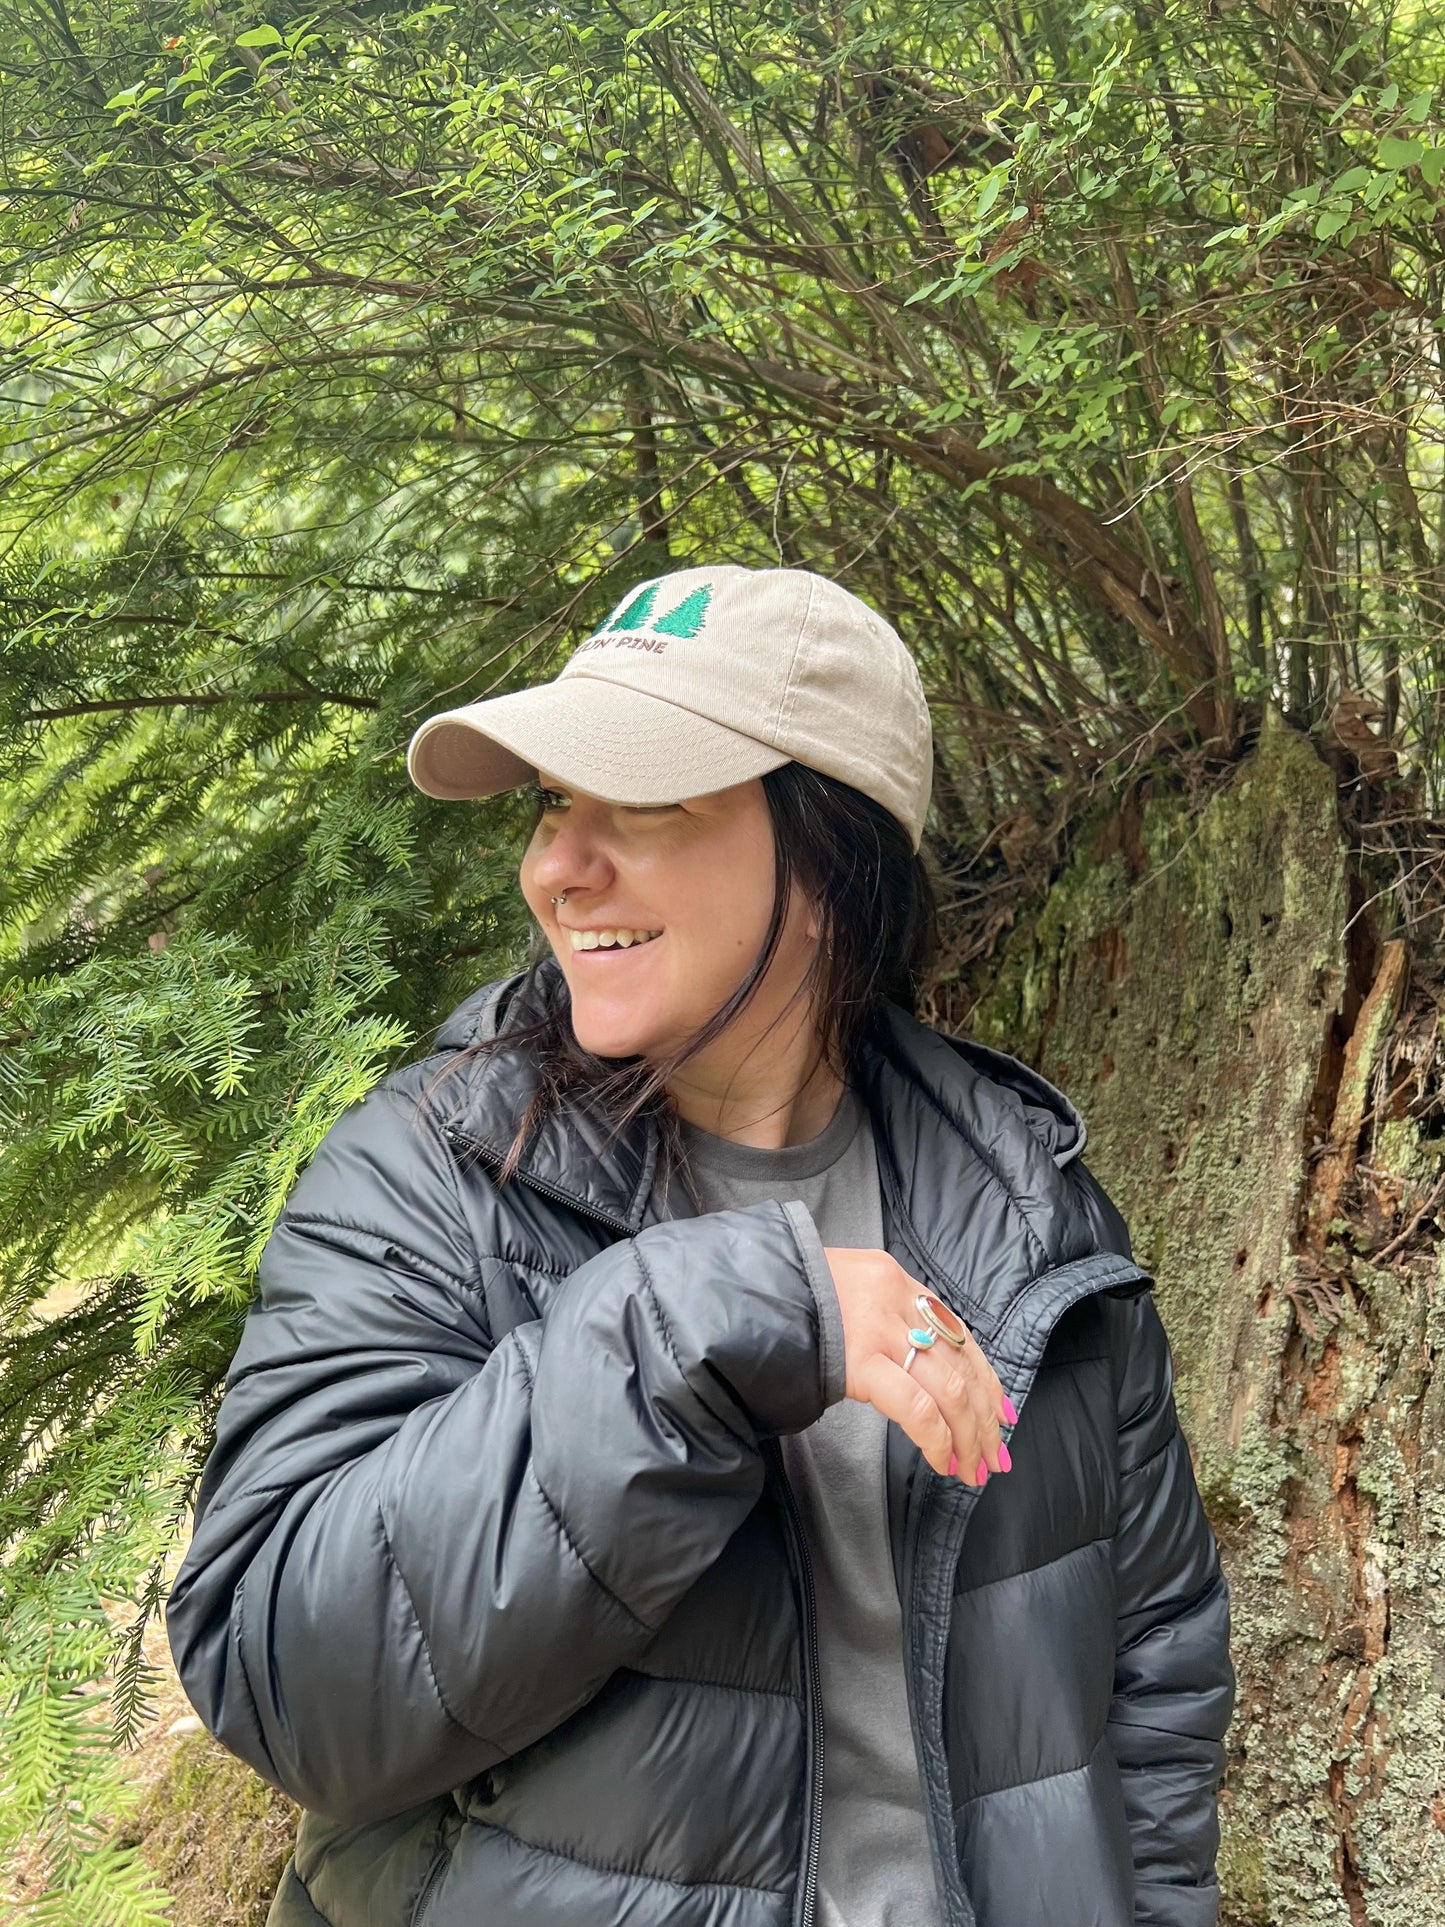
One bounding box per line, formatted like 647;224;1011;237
445;762;935;1176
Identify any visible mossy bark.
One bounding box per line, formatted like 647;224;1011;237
117;1731;295;1927
971;709;1445;1924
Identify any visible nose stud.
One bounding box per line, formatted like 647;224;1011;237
550;894;567;906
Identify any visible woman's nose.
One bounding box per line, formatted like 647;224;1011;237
529;819;614;900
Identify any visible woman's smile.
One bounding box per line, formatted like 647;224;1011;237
562;925;663;953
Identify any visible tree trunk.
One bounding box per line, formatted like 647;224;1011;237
967;707;1445;1924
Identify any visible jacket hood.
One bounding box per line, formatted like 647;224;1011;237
426;965;1111;1322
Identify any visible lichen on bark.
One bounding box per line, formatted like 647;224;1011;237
970;710;1445;1923
973;707;1346;1472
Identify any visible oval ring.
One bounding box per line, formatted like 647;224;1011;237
902;1325;936;1374
914;1291;970;1349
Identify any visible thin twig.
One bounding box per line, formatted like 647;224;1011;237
1373;1168;1445;1265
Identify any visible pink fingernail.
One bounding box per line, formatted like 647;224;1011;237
1001;1395;1018;1425
975;1458;989;1486
999;1443;1013;1473
947;1452;958;1477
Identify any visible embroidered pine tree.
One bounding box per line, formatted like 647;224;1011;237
651;586;712;637
608;582;660;631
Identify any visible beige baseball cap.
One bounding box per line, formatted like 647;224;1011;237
406;564;933;848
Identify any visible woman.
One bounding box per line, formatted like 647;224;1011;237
167;563;1234;1927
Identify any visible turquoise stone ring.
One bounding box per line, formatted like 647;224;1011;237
903;1327;937;1372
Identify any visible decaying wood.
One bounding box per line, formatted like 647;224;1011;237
961;714;1445;1923
1306;939;1410;1254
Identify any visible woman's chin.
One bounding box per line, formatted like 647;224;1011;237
568;1006;671;1062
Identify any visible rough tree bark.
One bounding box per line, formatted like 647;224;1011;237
970;707;1445;1925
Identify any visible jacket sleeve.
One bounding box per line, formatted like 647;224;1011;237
1105;1288;1235;1927
165;1078;841;1827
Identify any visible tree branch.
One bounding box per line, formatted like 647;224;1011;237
22;690;378;721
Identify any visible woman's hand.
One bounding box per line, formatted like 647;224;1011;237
823;1247;1014;1487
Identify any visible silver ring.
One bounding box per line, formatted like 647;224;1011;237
550;893;567;906
903;1325;937;1374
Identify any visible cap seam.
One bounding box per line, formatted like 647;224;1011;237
774;574;819;746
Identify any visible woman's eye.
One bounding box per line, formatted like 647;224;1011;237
530;787;675;819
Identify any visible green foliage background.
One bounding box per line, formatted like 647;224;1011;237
2;0;1444;1912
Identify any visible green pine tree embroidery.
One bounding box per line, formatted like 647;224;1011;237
652;584;712;637
608;581;659;630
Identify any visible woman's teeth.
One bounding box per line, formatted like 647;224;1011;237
568;928;662;952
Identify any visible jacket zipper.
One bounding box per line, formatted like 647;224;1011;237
766;1439;823;1927
893;1253;1150;1927
873;1147;974;1927
875;1145;1152;1927
410;1815;459;1927
443;1127;636;1234
879;1385;948;1921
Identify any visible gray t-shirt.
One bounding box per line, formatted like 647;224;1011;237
681;1093;940;1927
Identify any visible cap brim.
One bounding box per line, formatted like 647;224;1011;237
406;676;790;804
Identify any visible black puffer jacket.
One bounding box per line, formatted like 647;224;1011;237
167;967;1234;1927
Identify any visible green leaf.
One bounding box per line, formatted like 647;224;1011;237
625;7;679;47
235;23;284;46
1380;82;1400;112
1378;135;1423;169
1421;145;1445;187
976;172;1002;215
1334;167;1371;195
1315;208;1349;239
